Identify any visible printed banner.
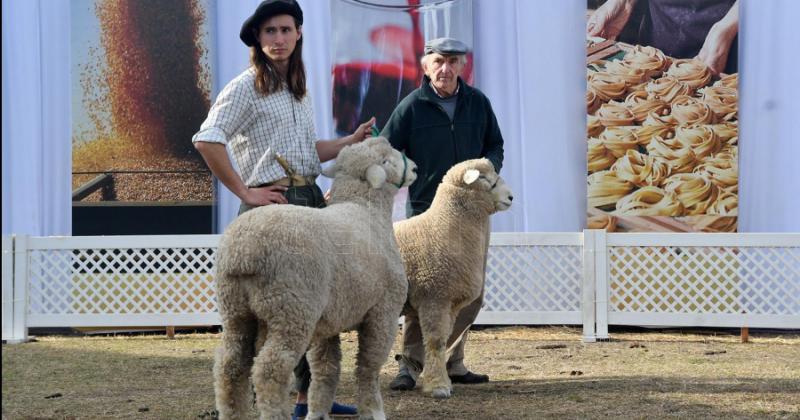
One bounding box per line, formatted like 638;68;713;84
330;0;474;221
71;0;215;202
330;0;474;137
586;0;738;232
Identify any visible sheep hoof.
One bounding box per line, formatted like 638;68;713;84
431;387;452;399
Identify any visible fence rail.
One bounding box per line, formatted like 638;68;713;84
2;231;798;343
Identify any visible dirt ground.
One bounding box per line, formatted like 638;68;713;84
3;326;799;419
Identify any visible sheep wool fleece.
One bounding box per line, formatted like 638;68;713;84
212;137;416;420
394;158;513;398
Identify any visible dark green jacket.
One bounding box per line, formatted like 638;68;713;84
380;76;504;216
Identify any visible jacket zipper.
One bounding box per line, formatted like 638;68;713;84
432;103;457;162
425;88;468;164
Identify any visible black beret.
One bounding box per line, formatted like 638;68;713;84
240;0;304;47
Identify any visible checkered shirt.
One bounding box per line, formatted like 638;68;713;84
192;67;321;186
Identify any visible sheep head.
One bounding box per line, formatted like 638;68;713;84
443;158;514;213
323;137;417;189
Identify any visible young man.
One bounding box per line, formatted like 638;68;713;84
380;37;504;390
192;1;373;418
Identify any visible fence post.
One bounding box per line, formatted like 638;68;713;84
582;230;597;343
2;235;14;341
595;229;609;340
11;234;29;343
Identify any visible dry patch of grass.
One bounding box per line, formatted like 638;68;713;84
3;326;799;419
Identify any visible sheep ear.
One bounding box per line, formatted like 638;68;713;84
463;169;480;185
366;164;387;188
321;163;337;178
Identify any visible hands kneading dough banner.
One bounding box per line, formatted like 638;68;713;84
586;1;739;233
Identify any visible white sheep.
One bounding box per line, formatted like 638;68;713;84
394;158;513;398
213;137;417;420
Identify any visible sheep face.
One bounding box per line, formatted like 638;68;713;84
444;158;514;212
325;137;417;189
491;176;514;211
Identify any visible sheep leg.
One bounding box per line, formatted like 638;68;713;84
214;315;257;420
417;304;456;399
355;310;398;420
251;325;313;420
306;335;341;420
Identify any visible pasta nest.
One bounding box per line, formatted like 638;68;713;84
588;170;634;208
587;114;604;137
642;110;679;127
707;189;738;216
698;85;738;121
615;186;684;216
599;126;640;158
612;149;671;187
588;137;617;172
624;90;670;123
670;95;715;125
635;124;675;146
714;73;738;89
663;173;719;215
645;76;691;103
665;59;713;90
694;147;738;189
599;60;650;87
588;72;627;102
646;136;699;174
622;45;672;78
709;122;738;145
597;102;636;127
675;125;722;160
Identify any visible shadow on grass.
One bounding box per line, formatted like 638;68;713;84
381;375;800;419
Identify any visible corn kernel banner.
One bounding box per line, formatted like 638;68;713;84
586;0;738;232
71;0;215;203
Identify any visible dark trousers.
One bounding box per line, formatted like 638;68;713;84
238;184;326;394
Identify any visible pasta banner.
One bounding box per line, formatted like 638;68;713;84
586;0;739;232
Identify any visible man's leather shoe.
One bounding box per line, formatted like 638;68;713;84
449;371;489;384
389;372;416;390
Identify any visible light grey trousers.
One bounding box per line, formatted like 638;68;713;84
398;293;483;378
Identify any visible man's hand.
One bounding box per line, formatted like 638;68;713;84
317;116;378;162
243;185;288;206
696;22;737;75
587;0;636;41
350;117;377;144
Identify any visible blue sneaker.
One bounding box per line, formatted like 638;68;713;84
292;402;358;419
330;401;358;416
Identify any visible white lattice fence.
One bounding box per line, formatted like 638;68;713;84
598;233;800;335
23;235;221;328
4;231;799;344
478;233;583;325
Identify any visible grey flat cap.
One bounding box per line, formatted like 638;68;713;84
423;37;469;55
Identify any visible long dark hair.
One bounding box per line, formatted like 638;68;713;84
250;17;306;101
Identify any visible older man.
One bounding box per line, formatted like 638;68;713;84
380;37;504;390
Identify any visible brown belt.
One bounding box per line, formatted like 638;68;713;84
261;176;317;188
